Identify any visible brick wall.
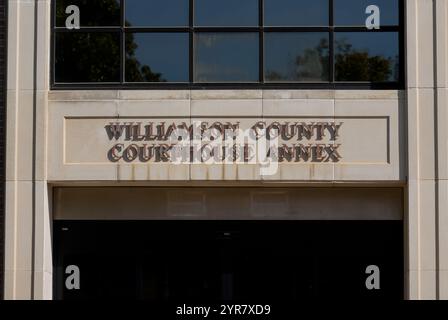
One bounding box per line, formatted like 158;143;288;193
0;0;6;300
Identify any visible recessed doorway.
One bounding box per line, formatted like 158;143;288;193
54;220;403;300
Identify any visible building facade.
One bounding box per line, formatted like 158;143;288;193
3;0;448;300
0;0;6;301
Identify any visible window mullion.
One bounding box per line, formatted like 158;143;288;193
259;0;264;83
51;0;403;89
329;0;334;83
190;0;194;83
121;0;125;84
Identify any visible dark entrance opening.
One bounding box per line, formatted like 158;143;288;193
54;220;403;300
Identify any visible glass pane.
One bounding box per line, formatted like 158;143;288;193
265;33;329;82
264;0;329;26
55;32;120;82
195;0;258;26
335;32;400;82
56;0;121;27
125;33;189;82
194;33;259;82
334;0;399;26
125;0;189;27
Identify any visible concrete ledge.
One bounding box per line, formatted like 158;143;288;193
48;90;404;101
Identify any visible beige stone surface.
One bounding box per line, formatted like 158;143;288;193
15;2;36;91
5;91;17;181
7;90;33;181
407;270;437;300
119;90;190;100
407;179;420;274
262;163;334;181
33;181;52;274
262;90;334;100
4;270;33;300
6;0;448;301
438;270;448;300
4;180;34;299
191;90;262;100
49;90;119;101
334;90;401;100
440;270;448;300
438;180;448;272
53;187;403;221
118;100;190;117
333;118;388;163
417;89;436;180
191;99;262;117
262;99;334;117
405;0;448;300
5;0;53;300
418;180;437;271
48;111;401;182
410;0;434;89
437;88;448;180
420;270;438;300
33;271;53;300
435;1;448;89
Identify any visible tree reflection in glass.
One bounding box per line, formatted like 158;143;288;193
125;33;165;82
125;33;189;83
55;32;121;83
265;33;329;82
124;0;189;82
194;33;259;82
335;33;399;82
56;0;121;27
55;0;188;83
55;0;401;84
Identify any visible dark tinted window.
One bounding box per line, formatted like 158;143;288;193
265;33;329;82
194;33;259;82
125;33;189;82
334;0;399;26
54;220;404;300
264;0;329;26
53;0;403;86
55;32;120;82
125;0;189;27
56;0;121;27
195;0;259;26
335;32;399;82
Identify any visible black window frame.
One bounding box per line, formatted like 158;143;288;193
51;0;405;90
